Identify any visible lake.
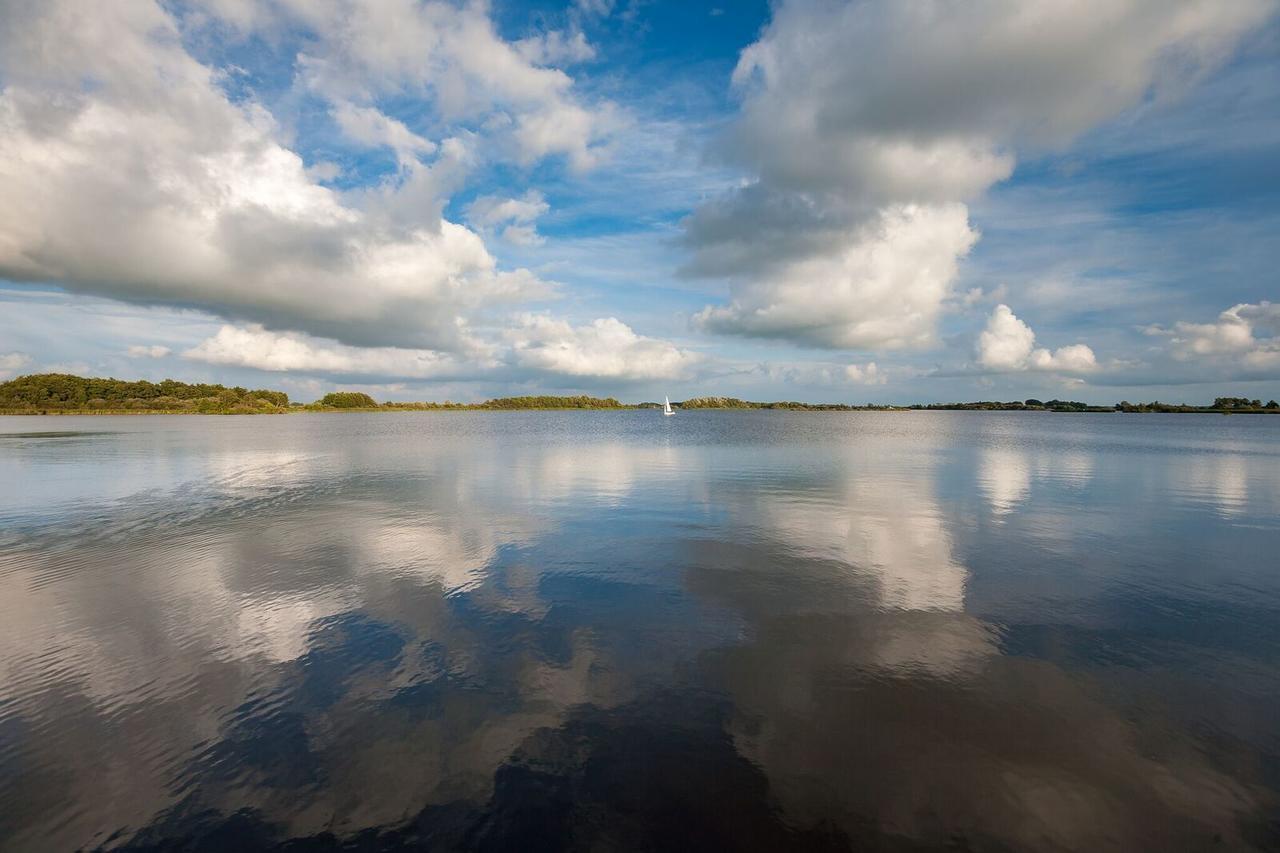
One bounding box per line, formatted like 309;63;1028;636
1;411;1278;851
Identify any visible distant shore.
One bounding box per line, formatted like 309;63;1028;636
2;374;1277;416
6;407;1279;416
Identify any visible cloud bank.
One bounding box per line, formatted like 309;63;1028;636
505;315;701;381
185;318;699;384
0;0;610;353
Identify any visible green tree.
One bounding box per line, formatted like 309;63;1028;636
0;373;289;413
320;391;378;408
480;395;623;409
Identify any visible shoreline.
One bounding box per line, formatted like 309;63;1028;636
3;408;1278;417
6;377;1277;417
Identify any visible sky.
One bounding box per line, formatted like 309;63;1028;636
1;0;1278;405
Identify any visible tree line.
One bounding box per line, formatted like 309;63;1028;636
916;398;1280;413
0;373;289;414
3;374;1278;415
316;393;627;410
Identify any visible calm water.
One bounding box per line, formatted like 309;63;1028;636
1;411;1279;851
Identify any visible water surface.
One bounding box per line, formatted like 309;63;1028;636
2;411;1279;851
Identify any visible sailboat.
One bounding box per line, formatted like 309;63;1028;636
663;395;676;417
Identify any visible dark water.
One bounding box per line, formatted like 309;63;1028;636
2;412;1279;851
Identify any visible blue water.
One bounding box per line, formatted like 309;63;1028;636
1;411;1278;851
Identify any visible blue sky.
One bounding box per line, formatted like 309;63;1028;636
1;0;1278;403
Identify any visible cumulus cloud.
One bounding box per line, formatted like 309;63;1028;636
1029;344;1098;373
1167;302;1280;371
0;352;31;380
184;325;481;380
505;315;699;381
0;0;605;354
977;305;1097;373
283;0;614;170
843;362;883;385
127;345;172;359
689;0;1273;350
977;306;1038;370
695;203;977;349
185;317;698;384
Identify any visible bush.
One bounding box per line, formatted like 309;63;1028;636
1213;397;1254;409
249;389;289;407
320;391;378;408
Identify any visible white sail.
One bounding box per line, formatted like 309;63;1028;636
663;395;675;416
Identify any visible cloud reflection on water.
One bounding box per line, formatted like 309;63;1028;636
0;413;1277;851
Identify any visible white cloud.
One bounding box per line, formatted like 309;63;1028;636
506;315;699;381
127;345;172;359
977;305;1038;370
843;362;884;385
330;102;436;164
1169;301;1280;371
977;305;1097;373
467;191;550;245
184;325;481;380
1171;302;1275;355
467;192;550;228
0;352;31;380
281;0;615;170
0;0;605;354
304;160;342;182
185;316;698;384
500;225;544;247
689;0;1273;351
515;30;596;66
575;0;616;17
695;204;977;349
1029;343;1098;373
